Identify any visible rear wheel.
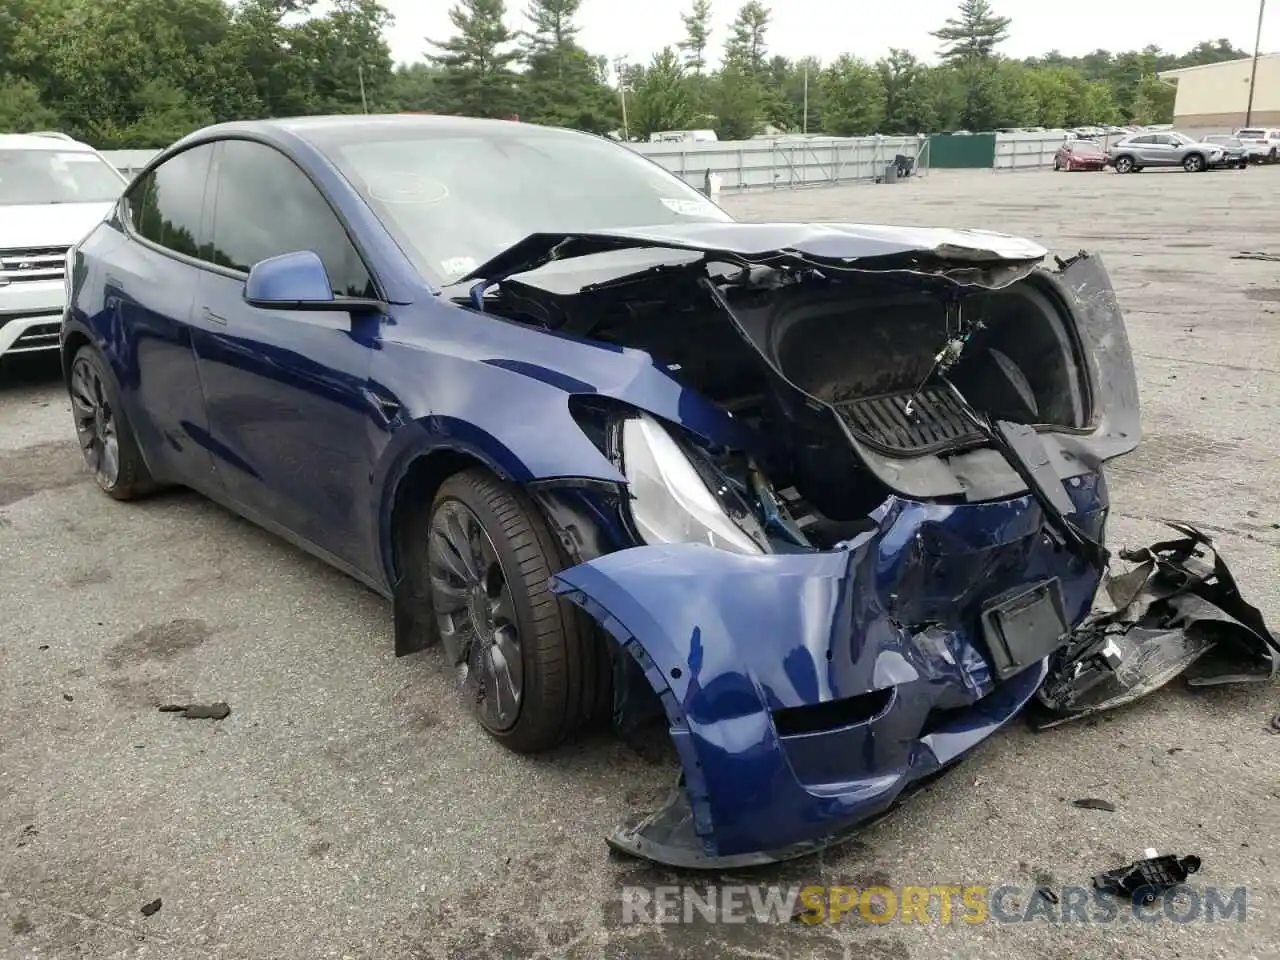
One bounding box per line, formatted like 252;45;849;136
1269;148;1277;164
423;468;607;753
68;345;155;500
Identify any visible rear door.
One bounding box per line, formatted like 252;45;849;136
189;137;385;574
107;143;220;489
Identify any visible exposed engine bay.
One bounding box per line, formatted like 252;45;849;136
455;235;1127;559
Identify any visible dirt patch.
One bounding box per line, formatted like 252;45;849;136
0;441;86;508
1243;288;1280;302
104;619;215;668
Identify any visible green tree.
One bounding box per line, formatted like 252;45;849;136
678;0;713;75
820;55;885;136
427;0;521;118
0;75;59;131
520;0;617;130
932;0;1011;64
630;47;694;137
710;61;761;140
724;1;770;75
876;49;930;133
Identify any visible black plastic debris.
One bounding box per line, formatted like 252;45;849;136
158;702;231;721
1094;852;1201;904
140;898;162;917
1072;798;1116;812
1269;714;1280;735
1029;522;1279;729
1035;887;1059;905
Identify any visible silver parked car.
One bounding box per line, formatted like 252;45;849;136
1107;131;1228;174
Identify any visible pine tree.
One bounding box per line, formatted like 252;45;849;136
678;0;712;75
723;1;769;75
427;0;520;118
931;0;1011;64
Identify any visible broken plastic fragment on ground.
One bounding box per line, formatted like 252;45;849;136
1029;521;1279;730
1094;852;1202;904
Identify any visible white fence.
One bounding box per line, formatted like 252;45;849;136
103;135;929;193
636;136;927;191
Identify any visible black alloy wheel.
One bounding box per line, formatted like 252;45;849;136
69;353;121;491
428;496;525;734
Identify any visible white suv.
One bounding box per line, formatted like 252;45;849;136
0;132;128;361
1233;128;1280;164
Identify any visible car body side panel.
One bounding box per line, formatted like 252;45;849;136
552;476;1109;858
67;219;219;489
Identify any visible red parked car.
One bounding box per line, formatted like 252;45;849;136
1054;139;1108;171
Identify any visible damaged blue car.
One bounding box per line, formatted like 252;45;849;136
62;115;1141;868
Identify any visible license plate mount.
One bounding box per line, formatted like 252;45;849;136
980;578;1070;680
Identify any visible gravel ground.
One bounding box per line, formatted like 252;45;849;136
2;165;1278;960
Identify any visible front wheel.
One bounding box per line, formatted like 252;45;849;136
68;345;156;500
1113;156;1134;174
423;468;608;753
1183;154;1206;172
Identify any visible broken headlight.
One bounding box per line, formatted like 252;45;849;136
620;414;768;555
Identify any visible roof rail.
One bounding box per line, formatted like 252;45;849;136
27;131;75;141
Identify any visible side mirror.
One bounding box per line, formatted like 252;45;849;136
244;251;337;310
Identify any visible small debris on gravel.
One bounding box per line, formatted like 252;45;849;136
1072;798;1117;812
140;898;162;917
1167;747;1183;754
158;702;231;721
16;825;37;848
1269;714;1280;734
1035;887;1059;905
62;694;73;702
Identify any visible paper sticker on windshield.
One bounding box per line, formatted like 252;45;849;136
441;256;478;279
661;197;716;216
367;174;448;204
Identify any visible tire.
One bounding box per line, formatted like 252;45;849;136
68;345;156;500
1113;156;1134;174
1183;153;1205;173
422;468;608;753
1053;157;1061;171
1270;148;1277;164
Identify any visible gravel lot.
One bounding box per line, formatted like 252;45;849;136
2;166;1278;960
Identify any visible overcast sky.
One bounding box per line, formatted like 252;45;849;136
380;0;1275;69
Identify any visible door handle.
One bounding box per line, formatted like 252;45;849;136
201;306;228;326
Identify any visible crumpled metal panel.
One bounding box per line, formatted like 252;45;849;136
552;478;1109;866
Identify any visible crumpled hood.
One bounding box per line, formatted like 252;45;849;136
0;202;114;251
456;221;1049;286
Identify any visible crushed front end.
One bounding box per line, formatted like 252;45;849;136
468;228;1142;866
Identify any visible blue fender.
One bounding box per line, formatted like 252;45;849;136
551;477;1110;865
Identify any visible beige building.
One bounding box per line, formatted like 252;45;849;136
1159;53;1280;133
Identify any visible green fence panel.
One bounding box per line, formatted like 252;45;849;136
927;133;996;169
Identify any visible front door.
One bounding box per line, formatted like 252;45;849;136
188;138;386;575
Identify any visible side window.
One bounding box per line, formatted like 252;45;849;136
124;145;215;258
207;139;374;299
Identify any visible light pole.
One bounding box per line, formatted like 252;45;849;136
1245;0;1267;126
613;56;630;141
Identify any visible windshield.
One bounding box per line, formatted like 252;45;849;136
317;125;732;284
1237;129;1265;138
0;149;125;206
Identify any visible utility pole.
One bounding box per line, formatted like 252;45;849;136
614;56;629;140
1246;0;1267;126
802;65;809;135
358;64;369;114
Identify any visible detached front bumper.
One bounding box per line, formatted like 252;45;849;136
553;475;1110;867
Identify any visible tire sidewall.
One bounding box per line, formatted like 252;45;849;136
428;473;575;751
71;345;136;497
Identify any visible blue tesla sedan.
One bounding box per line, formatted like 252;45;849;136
61;115;1141;867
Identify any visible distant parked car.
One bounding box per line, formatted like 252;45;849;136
1054;139;1108;171
1106;131;1228;173
0;131;128;361
1203;136;1250;169
1232;128;1280;163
